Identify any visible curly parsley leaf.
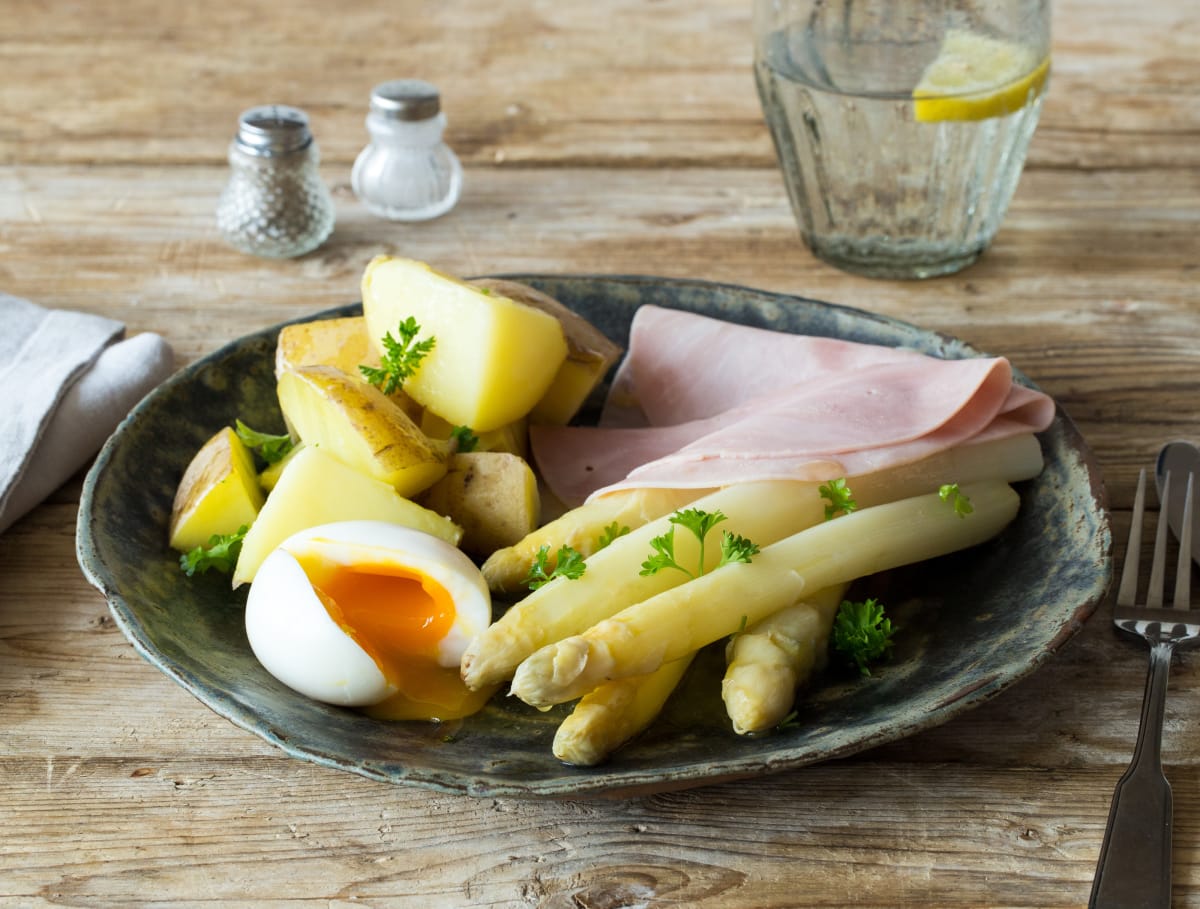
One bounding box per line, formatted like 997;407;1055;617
525;544;587;591
359;316;436;395
180;525;249;577
449;425;479;453
718;531;760;568
938;483;974;518
640;526;686;578
641;508;758;579
671;507;727;543
832;597;895;677
596;521;631;551
234;419;294;464
819;477;858;520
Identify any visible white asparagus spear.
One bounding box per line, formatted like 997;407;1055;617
510;481;1020;708
721;584;848;735
462;479;826;689
480;486;708;594
552;655;696;767
462;434;1041;690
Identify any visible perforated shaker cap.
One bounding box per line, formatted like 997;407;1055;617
234;105;314;156
368;80;442;121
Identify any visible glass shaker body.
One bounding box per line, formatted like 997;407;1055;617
216;105;336;259
352;80;462;222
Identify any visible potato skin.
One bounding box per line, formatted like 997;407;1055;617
419;452;540;559
276;365;447;498
168;426;264;551
275;315;421;419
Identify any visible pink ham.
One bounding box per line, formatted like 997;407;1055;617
531;305;1056;505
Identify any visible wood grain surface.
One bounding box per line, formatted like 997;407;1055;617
2;0;1198;905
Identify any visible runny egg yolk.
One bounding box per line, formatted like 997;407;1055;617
304;558;456;662
297;556;496;720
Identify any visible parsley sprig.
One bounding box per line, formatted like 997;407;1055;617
639;508;759;579
359;317;435;395
234;419;294;464
832;597;895;677
449;425;479;453
819;478;857;520
938;483;974;518
596;521;631;551
179;525;249;577
524;544;587;591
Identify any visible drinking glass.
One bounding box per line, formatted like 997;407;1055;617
754;0;1051;279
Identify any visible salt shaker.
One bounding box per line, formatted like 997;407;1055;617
216;105;335;259
351;80;462;221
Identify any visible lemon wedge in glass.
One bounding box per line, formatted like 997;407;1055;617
913;29;1050;122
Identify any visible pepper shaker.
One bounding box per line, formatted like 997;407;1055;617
351;80;462;221
216;105;335;259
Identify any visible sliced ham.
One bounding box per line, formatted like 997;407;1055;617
531;305;1056;505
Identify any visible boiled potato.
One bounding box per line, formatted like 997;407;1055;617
471;278;622;426
257;442;303;492
233;446;461;586
169;426;264;552
277;365;447;498
275;316;370;379
418;452;539;559
419;410;528;459
275;316;422;420
361;257;568;432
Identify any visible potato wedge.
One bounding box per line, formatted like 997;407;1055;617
169;427;264;552
361;257;568;432
233;446;461;587
275;316;421;420
471;278;622;426
418;452;539;559
277;365;447;498
257;442;303;492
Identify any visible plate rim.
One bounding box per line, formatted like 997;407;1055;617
76;273;1113;798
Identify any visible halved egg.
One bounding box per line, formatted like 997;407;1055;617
245;520;494;720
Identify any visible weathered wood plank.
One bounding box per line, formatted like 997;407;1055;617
1;166;1195;357
0;755;1163;908
1;0;1197;902
0;0;1195;169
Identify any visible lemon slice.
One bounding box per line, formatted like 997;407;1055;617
913;28;1050;122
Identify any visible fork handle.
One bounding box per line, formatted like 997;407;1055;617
1089;640;1174;909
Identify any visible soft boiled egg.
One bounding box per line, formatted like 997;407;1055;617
245;520;495;720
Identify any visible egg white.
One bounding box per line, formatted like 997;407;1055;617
245;520;491;707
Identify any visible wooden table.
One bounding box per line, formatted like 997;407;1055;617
2;0;1197;905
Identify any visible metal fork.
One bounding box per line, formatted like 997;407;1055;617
1090;467;1198;909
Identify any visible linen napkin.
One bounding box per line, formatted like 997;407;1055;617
0;293;175;533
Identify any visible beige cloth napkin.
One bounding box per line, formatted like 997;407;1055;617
0;293;175;533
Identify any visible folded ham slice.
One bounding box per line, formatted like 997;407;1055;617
531;305;1056;505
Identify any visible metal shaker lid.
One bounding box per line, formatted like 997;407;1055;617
368;80;442;121
234;105;314;156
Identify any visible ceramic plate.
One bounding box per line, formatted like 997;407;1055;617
77;276;1111;798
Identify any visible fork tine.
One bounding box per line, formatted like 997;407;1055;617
1148;470;1172;608
1117;469;1146;606
1173;471;1195;609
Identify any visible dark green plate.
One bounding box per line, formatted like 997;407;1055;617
76;276;1111;798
